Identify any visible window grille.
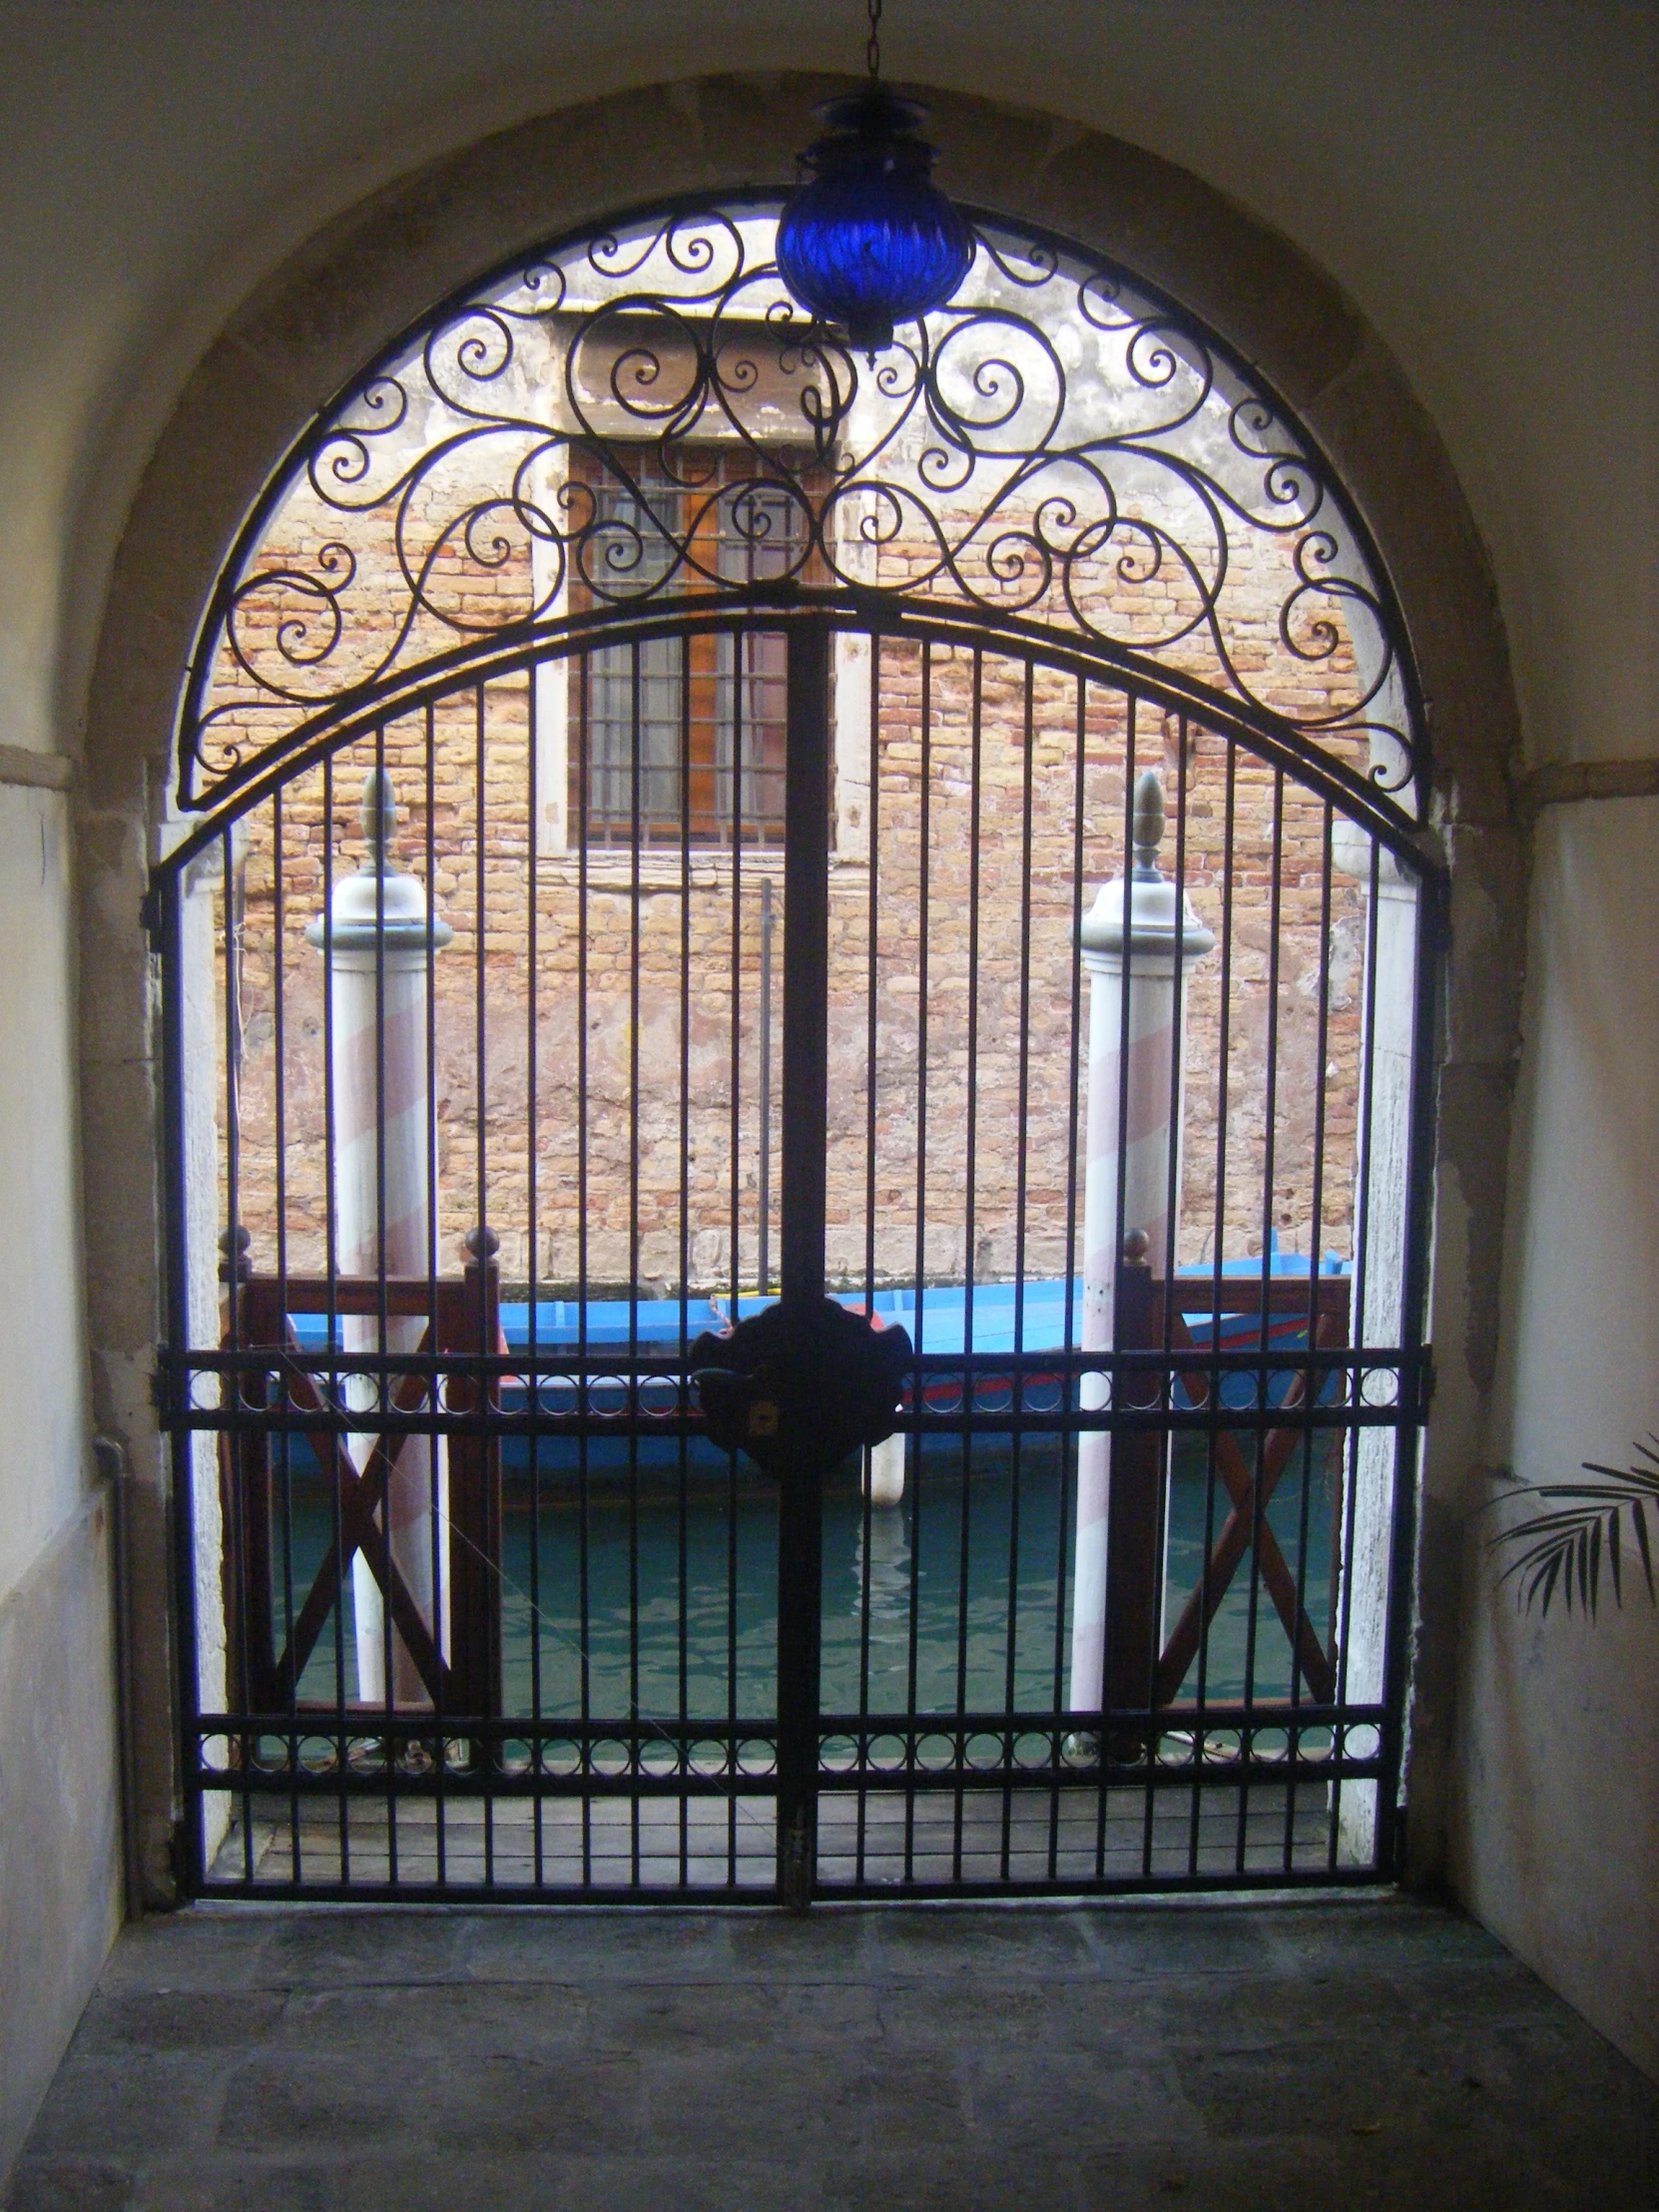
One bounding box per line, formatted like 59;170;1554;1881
574;452;808;845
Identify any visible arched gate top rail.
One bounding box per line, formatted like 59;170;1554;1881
162;596;1432;882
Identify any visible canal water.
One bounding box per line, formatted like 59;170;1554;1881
271;1433;1340;1726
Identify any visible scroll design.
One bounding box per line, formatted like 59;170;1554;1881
181;200;1418;811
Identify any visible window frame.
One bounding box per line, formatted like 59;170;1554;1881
535;443;829;855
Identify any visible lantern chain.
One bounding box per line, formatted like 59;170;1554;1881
866;0;881;81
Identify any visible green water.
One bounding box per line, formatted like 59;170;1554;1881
271;1434;1339;1723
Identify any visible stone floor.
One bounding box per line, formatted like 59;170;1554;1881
7;1895;1657;2211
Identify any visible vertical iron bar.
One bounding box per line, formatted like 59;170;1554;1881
628;640;643;1890
1191;736;1238;1879
576;652;593;1889
375;720;397;1888
1234;767;1285;1873
1377;854;1440;1878
1332;832;1382;1869
1284;800;1335;1871
271;788;299;1880
1105;698;1161;1839
159;866;205;1894
1052;673;1088;1883
526;677;543;1887
759;877;774;1300
1003;657;1037;1883
1156;714;1192;1882
270;787;302;1876
1106;690;1139;1862
776;618;831;1910
320;748;348;1884
424;703;446;1888
857;631;882;1880
1328;832;1382;1864
678;629;692;1886
904;638;933;1887
470;691;492;1882
222;824;255;1884
953;647;985;1884
727;626;747;1886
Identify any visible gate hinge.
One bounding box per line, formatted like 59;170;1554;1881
140;884;164;951
1418;1348;1436;1418
150;1353;171;1417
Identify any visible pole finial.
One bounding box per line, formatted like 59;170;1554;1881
1132;770;1165;878
360;769;397;871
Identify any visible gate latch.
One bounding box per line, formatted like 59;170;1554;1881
690;1297;912;1480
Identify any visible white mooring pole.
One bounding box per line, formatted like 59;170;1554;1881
307;771;453;1708
865;1422;906;1506
1069;771;1214;1718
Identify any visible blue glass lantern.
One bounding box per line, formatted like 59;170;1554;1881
777;91;974;353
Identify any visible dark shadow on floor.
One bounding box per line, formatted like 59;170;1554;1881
7;1894;1657;2211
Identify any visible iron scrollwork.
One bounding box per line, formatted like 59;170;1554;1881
179;198;1420;814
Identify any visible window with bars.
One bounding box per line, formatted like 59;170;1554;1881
570;449;817;846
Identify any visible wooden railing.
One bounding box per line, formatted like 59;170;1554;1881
219;1230;502;1722
1107;1234;1350;1720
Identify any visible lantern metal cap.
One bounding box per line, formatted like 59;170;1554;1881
806;87;933;150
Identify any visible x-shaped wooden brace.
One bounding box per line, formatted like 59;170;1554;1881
259;1327;450;1708
1154;1308;1340;1707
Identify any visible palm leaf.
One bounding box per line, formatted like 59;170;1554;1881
1486;1447;1659;1618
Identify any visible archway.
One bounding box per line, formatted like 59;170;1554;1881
77;79;1521;1911
154;192;1437;1902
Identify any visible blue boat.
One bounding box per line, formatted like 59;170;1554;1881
285;1237;1350;1477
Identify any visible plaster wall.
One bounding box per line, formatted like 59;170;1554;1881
0;1486;123;2186
0;784;86;1598
1458;799;1659;2079
0;779;119;2181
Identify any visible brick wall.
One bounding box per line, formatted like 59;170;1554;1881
209;462;1374;1297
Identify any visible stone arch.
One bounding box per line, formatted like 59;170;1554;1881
78;72;1520;1903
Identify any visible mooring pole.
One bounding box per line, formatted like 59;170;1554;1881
306;771;452;1708
1069;772;1213;1734
776;621;830;1911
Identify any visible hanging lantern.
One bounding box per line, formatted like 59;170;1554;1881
776;8;972;353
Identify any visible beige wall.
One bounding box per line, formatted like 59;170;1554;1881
1460;799;1659;2078
0;2;1651;2178
0;775;121;2184
0;784;86;1596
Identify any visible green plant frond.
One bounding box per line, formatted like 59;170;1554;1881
1534;1480;1659;1503
1537;1551;1564;1617
1490;1506;1614;1546
1487;1446;1659;1618
1635;1503;1656;1602
1578;1461;1659;1497
1608;1507;1622;1607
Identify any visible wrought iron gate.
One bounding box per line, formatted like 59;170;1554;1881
157;197;1438;1904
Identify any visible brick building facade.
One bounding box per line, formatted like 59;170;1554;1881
204;303;1378;1298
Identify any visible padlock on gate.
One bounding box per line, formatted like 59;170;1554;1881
690;1296;912;1481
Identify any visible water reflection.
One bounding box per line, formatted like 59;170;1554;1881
851;1485;912;1628
276;1431;1341;1721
